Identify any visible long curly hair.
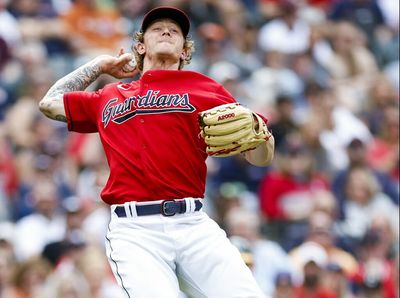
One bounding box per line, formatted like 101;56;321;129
131;31;195;71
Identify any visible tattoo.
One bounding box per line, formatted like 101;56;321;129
55;115;67;122
47;61;102;98
41;60;103;121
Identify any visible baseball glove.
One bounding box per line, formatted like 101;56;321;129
198;103;272;157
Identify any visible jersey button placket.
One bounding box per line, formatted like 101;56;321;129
139;117;146;149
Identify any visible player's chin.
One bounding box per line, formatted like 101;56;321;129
155;43;179;53
155;50;180;62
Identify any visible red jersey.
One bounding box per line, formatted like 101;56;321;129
63;70;236;204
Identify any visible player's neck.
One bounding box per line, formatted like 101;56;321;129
142;57;180;73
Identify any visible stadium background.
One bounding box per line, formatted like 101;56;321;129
0;0;398;297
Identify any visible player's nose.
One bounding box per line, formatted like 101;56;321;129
161;28;171;36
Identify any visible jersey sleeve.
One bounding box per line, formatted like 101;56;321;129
63;90;102;133
215;85;237;104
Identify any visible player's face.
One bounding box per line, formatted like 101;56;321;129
141;19;186;62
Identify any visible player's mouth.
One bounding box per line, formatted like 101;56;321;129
158;38;173;43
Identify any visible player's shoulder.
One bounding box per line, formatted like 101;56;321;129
98;80;140;93
178;70;226;93
180;70;221;84
145;69;221;86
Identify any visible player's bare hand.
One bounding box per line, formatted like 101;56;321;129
96;50;139;79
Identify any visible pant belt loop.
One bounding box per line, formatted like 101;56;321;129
123;202;132;218
186;198;196;213
129;201;137;217
184;198;191;214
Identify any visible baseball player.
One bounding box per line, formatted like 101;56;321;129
39;6;274;298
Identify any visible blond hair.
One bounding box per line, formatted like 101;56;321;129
132;31;194;71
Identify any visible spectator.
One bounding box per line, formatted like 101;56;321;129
41;195;87;267
75;246;125;298
244;49;303;111
268;95;298;149
274;272;295;298
306;86;372;171
229;236;255;269
212;182;256;225
332;137;399;221
365;216;398;260
0;128;18;221
299;118;335;178
258;1;310;55
14;178;66;261
207;60;250;105
324;21;378;113
61;0;127;57
7;256;51;298
322;263;355;298
301;211;359;278
338;166;399;246
366;104;399;182
0;222;17;297
353;252;397;298
0;0;21;48
289;241;337;298
224;206;295;297
190;22;227;74
258;135;329;249
44;269;90;298
329;0;385;49
361;74;398;136
9;0;70;57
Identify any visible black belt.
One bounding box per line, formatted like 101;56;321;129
114;199;203;217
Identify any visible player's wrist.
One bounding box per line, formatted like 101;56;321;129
92;55;112;74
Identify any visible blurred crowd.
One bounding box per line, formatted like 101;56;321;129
0;0;398;297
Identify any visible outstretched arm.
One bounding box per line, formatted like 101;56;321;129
39;52;138;122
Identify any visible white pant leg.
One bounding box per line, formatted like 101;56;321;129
173;213;266;298
105;214;180;298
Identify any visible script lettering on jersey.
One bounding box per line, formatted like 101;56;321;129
101;90;195;127
102;97;136;128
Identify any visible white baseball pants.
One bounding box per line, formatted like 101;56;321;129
105;199;266;298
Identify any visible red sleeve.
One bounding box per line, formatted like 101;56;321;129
215;85;237;104
256;112;269;125
63;90;101;133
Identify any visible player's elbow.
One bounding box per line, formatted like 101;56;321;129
38;97;52;117
39;95;65;120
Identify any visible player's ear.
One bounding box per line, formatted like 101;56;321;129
180;48;188;60
136;43;146;55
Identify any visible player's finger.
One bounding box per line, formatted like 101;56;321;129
117;52;135;64
117;48;125;57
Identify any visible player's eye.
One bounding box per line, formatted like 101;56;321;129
152;27;161;31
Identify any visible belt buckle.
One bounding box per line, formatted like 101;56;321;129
161;200;176;216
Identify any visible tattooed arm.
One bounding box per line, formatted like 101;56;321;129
39;53;138;122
